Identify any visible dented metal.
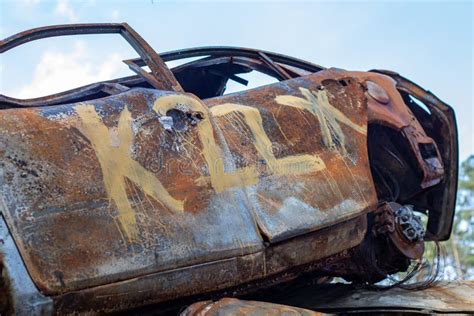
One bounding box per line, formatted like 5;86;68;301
0;73;376;296
0;23;458;314
182;298;323;316
182;281;474;315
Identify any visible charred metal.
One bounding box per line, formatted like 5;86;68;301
0;23;458;314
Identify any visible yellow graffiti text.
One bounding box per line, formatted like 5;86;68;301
275;88;366;156
210;103;325;176
153;95;259;193
75;104;184;242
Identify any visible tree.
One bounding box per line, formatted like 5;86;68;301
450;155;474;279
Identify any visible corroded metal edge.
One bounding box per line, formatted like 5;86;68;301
52;216;366;314
182;297;325;316
0;215;53;315
54;251;266;314
0;23;182;93
269;281;474;314
182;280;474;315
0;73;375;295
371;70;459;241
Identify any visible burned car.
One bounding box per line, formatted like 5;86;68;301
0;23;457;315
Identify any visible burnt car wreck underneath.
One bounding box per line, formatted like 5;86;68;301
0;24;458;315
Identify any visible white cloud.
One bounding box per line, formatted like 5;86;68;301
15;41;127;99
111;9;120;22
54;0;78;22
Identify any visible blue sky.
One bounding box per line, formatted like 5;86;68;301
1;0;472;161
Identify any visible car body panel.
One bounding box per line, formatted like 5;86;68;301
0;73;376;295
51;216;366;314
0;23;458;314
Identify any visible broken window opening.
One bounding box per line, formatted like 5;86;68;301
224;70;279;95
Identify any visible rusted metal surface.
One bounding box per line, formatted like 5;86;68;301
0;215;52;315
0;45;324;108
51;216;365;314
373;202;424;260
315;69;445;191
259;202;425;285
371;70;458;241
0;23;458;314
55;251;266;314
264;215;366;277
265;281;474;314
205;74;376;242
0;71;376;295
183;281;474;315
0;23;182;100
182;298;324;316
